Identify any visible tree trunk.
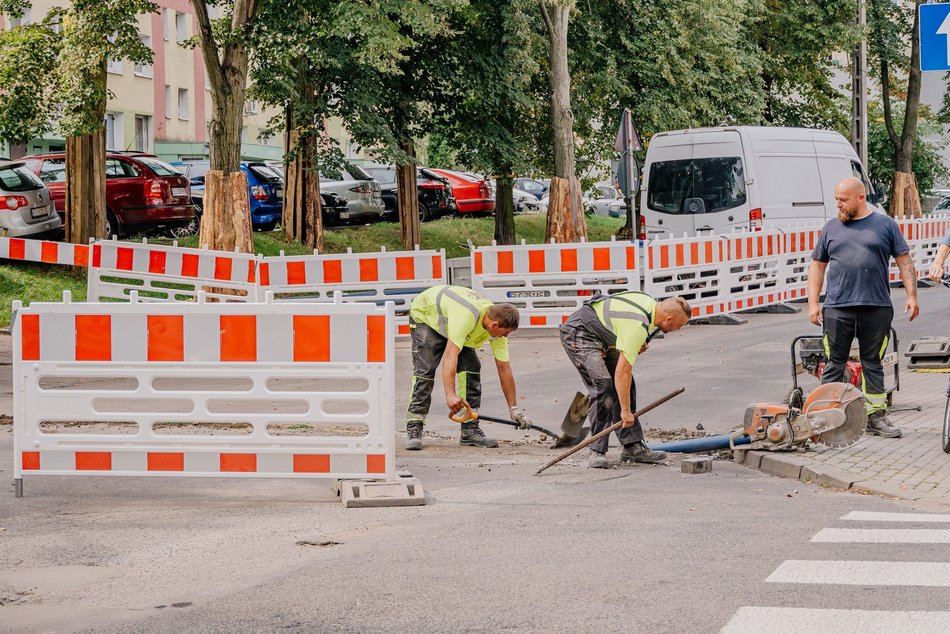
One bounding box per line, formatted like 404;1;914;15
396;140;421;250
199;171;253;254
192;0;254;254
64;129;106;244
282;117;324;251
494;174;516;245
886;1;923;219
541;3;586;243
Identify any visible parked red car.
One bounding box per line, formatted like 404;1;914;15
428;169;494;214
24;151;196;238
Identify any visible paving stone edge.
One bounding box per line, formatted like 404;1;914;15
733;449;948;507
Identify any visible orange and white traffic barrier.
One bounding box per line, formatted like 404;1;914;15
0;235;91;267
780;224;822;301
916;214;950;282
471;238;639;327
888;218;923;283
11;292;395;497
258;246;445;335
641;234;729;318
87;238;260;303
722;230;785;311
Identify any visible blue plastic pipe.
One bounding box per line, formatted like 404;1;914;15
646;433;750;453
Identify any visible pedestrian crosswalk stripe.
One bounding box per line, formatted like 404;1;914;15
721;607;950;634
812;528;950;544
767;560;950;586
841;511;950;523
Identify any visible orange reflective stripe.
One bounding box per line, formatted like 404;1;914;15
528;250;545;273
147;315;184;362
359;258;379;282
220;453;256;472
148;452;184;471
287;261;306;285
22;451;39;470
214;257;233;281
395;256;414;280
76;452;111;470
149;250;167;274
75;315;111;361
9;238;24;259
116;247;134;270
40;241;57;263
323;260;342;283
74;244;90;267
561;248;578;272
367;315;386;362
259;262;270;286
432;254;442;277
293;454;330;473
593;247;609;270
181;253;199;277
293;315;330;362
530;316;546;326
219;315;257;362
21;314;39;360
625;246;635;269
366;454;386;474
497;251;513;274
474;252;483;274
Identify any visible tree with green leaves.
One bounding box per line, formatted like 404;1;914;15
0;0;154;244
869;0;927;217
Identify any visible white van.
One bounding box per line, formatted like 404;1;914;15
639;126;883;237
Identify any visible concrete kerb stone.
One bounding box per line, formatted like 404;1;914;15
850;479;929;502
800;465;857;491
758;453;807;480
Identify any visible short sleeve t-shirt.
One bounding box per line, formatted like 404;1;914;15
811;213;909;308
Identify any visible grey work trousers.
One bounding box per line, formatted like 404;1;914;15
559;323;643;454
406;320;482;420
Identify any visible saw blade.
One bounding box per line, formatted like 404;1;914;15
815;397;867;448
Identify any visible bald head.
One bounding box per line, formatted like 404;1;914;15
833;177;869;222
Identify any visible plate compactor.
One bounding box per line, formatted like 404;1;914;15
729;382;868;451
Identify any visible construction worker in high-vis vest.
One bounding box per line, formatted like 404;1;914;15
404;285;531;450
560;291;692;469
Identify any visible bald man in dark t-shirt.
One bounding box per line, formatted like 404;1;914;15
807;177;918;438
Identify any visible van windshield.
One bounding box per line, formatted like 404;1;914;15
647;157;746;214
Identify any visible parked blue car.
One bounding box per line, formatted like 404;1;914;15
170;160;283;235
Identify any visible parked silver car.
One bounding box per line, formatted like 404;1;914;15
319;161;385;223
0;160;62;239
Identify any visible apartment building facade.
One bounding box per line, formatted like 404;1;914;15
1;1;283;163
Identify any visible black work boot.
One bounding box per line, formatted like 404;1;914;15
620;441;667;464
867;411;902;438
404;420;424;450
459;421;498;448
588;450;609;469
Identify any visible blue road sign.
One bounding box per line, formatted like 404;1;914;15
920;3;950;71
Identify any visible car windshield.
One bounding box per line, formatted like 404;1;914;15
136;157;183;176
346;163;372;181
647;157;746;214
248;164;282;182
365;167;396;185
0;164;44;192
936;198;950;213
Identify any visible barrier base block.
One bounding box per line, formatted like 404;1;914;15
690;313;748;326
736;303;801;315
336;470;426;508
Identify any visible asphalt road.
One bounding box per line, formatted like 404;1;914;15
1;285;949;633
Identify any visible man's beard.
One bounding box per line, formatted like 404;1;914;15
838;208;858;222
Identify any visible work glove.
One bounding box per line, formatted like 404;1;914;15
509;405;532;430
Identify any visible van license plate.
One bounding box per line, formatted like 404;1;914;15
172;187;187;197
882;351;898;367
508;291;547;298
31;205;48;218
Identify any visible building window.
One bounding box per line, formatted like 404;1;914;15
175;12;188;43
133;35;153;77
165;86;172;118
244;100;259;115
241;126;249;143
105;112;124;150
134;115;152;152
163;8;171;40
107;59;124;75
9;9;32;28
178;88;190;120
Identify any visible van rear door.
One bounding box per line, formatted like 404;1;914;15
642;130;748;237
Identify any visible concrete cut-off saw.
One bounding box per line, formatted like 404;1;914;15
729;382;867;451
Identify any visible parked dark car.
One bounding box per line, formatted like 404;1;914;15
513;177;549;200
24;151;195;238
171;160;283;233
361;164;456;222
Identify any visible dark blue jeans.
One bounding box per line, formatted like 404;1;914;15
406;320;481;421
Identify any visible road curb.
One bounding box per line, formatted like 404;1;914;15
735;449;950;506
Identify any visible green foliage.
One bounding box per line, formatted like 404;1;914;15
868;101;949;195
752;0;859;131
425;130;457;168
0;0;156;143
